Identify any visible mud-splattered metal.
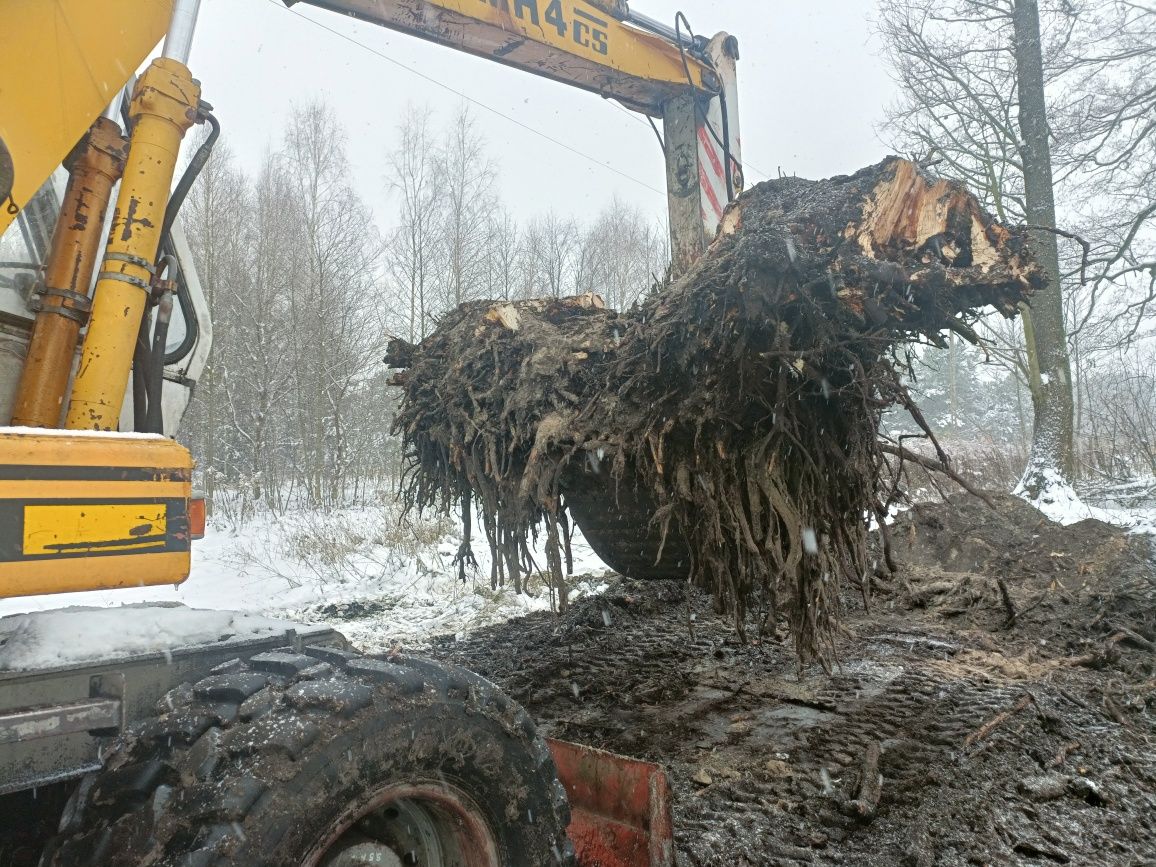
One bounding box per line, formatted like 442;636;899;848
549;739;674;867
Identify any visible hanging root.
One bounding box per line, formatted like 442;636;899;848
388;158;1043;661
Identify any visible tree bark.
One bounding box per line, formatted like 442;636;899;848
1013;0;1076;494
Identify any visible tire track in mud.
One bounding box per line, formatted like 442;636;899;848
427;577;1156;866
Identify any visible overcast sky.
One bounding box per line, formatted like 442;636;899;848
188;0;899;228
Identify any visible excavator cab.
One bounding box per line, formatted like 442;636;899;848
0;1;740;863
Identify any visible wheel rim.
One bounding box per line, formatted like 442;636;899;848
308;783;500;867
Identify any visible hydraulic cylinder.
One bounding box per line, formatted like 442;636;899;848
65;59;199;431
10;117;127;428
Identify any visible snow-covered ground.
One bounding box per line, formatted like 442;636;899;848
2;473;1152;671
1017;467;1156;532
0;605;308;671
0;505;612;662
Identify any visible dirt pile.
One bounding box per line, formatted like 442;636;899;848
891;493;1155;653
424;495;1156;866
390;157;1043;661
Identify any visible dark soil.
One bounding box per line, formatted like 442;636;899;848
427;494;1156;866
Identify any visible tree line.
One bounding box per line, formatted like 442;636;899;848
179;101;666;520
877;0;1155;493
384;104;668;342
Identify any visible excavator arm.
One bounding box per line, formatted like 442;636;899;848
294;0;714;114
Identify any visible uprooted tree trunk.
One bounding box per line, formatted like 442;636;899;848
387;157;1044;662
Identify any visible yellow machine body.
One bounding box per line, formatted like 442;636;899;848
0;430;193;598
0;0;174;237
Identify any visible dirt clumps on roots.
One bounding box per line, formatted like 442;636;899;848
389;157;1044;661
425;495;1156;866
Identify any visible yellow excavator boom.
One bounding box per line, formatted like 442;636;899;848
293;0;714;114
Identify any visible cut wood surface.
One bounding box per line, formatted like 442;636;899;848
388;157;1044;660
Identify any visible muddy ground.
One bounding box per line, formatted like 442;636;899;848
424;494;1156;866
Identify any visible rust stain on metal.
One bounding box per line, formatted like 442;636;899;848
119;196;155;242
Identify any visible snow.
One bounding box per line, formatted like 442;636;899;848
1;472;1146;671
1015;464;1156;532
0;605;297;672
0;426;165;440
0;504;612;662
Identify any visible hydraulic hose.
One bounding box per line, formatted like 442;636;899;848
145;289;174;434
160;110;219;367
131;110;219;430
161;110;219;245
134;255;178;434
675;12;735;203
132;316;151;432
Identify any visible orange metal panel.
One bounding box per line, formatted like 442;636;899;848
549;738;674;867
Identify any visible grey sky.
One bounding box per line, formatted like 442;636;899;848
190;0;898;227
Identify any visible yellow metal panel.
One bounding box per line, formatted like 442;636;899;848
0;552;191;598
0;429;193;597
311;0;711;114
427;0;702;84
0;0;174;235
23;503;168;557
0;430;193;471
0;480;189;500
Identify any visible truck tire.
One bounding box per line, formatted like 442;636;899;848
563;466;691;581
41;650;574;867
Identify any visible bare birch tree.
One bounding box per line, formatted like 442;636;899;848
282;101;383;505
521;211;578;298
577;197;668;310
437;105;497;308
180;136;250;513
385;105;441;342
483;207;521;300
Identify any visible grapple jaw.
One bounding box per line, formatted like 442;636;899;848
548;739;674;867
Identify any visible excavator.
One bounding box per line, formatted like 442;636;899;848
0;1;740;864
